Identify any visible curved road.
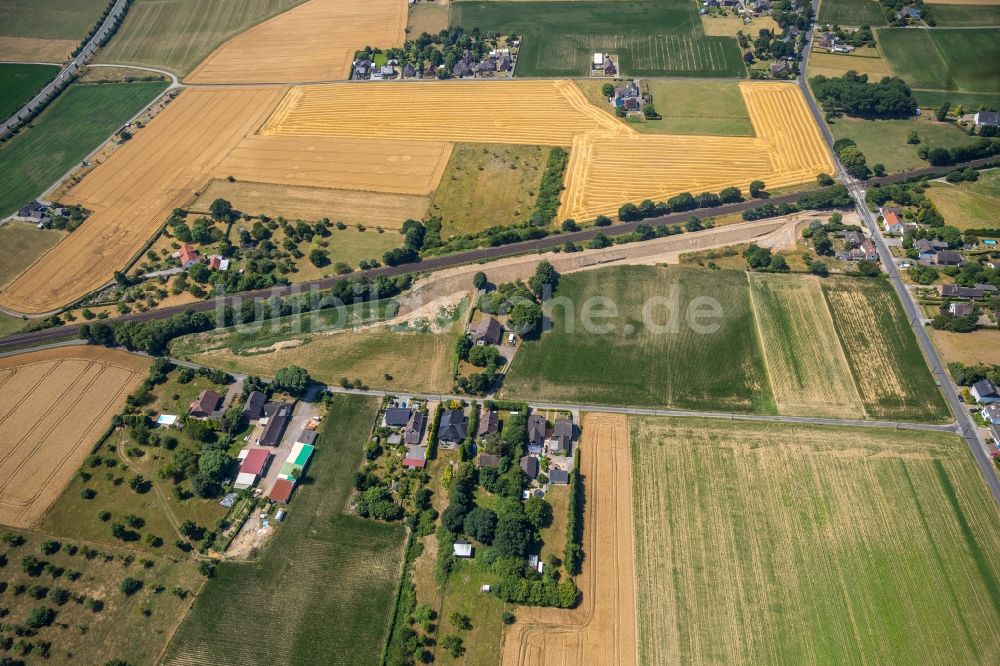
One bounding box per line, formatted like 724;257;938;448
1;0;132;134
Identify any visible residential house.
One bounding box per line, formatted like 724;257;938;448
384;407;412;428
548;469;570;485
934;250;963;266
981;403;1000;425
972;379;1000;404
841;231;864;248
402;62;416;79
423;62;437;78
242;390;266;421
770;60;790;76
404;410;426;446
603;58;617;76
836;240;877;262
520;455;539;480
527;414;547;454
948;302;974;317
380;64;397;79
16;200;49;224
472;317;502;346
438;409;468;444
818;32;835;49
939;284;986;300
753;0;772;14
189;390;220;419
178;244;200;268
476;57;497;76
915;239;948;261
897;7;921;19
974;111;1000;128
478;453;501;468
454;540;473;557
478;408;499;437
990;422;1000;446
260;402;292;446
881;207;904;234
547;418;573;455
353;58;372;79
498;55;513;73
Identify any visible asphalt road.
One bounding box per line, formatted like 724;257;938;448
1;0;131;134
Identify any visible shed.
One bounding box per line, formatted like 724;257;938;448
454;540;473;557
403;456;427;469
520;455;539;479
278;442;314;480
478;453;501;468
296;429;318;446
548;469;570;485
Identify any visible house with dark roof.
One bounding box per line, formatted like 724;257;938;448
260;402;292;446
189;390;220;419
16;200;49;223
498;55;512;73
603;58;617;76
472;317;502;346
402;62;416;78
478;453;501;468
972;380;1000;404
478;408;499;437
404;410;426;445
527;414;547;453
939;284;986;300
840;231;864;248
242;390;266;421
975;111;1000;128
915;239;948;261
547;418;573;455
548;469;569;485
296;429;318;446
990;422;1000;446
948;302;975;317
934;250;963;266
770;60;790;76
520;455;539;480
384;407;413;428
438;409;468;444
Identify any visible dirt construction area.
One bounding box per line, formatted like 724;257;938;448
262;80;835;221
185;0;407;84
501;413;637;666
0;346;149;528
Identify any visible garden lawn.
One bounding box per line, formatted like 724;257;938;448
576;79;753;136
429;143;549;236
163;395;408;666
818;0;887;25
925;168;1000;230
0;63;59;120
0;81;168;217
878;27;1000;93
500;265;776;413
827;115;977;172
96;0;308;75
631;417;1000;665
451;0;744;77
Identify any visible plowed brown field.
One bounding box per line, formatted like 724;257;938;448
262;80;834;220
0;346;149;528
215;135;452;195
0;87;286;313
184;0;407;84
500;413;637;666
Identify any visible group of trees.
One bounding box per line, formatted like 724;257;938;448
743;244;789;273
530;148;570;227
919;137;1000;167
948;361;1000;387
834;138;882;180
742;185;854;222
811;72;917;118
617;185;748;223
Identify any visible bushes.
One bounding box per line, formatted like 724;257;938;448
565;450;584;576
530;148;569;227
425;404;443;460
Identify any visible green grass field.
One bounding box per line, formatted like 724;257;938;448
576;79;754;136
912;89;1000;111
631;417;1000;665
452;0;745;77
817;0;887;26
0;0;109;41
926;168;1000;231
97;0;307;75
878;27;1000;93
163;395;407;665
0;63;59;120
931;4;1000;27
501;266;776;413
0;222;66;289
429;143;548;236
821;276;949;422
827;115;976;172
0;81;167;217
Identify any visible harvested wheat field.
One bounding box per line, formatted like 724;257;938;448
215;135;452;195
260;79;626;145
502;413;637;666
631;416;1000;664
748;272;865;417
263;80;833;221
185;0;407;83
0;87;286;313
189;180;429;229
0;346;149;528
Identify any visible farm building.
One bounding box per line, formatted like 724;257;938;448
269;478;295;504
16;200;50;224
189;390;220;419
243;390;266;421
259;402;292;446
278;441;315;481
439;409;468;444
235;448;272;489
296;429;317;446
548;469;570;485
972;380;1000;404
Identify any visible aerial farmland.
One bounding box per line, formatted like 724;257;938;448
1;0;999;664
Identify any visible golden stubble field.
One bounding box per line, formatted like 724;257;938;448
263;80;835;220
0;346;149;528
630;417;1000;664
501;413;637;666
185;0;407;83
